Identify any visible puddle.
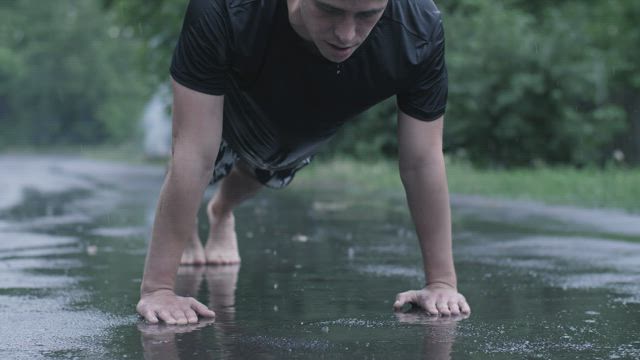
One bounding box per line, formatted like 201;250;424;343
1;155;639;359
461;236;640;303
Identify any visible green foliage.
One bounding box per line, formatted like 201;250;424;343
317;0;637;166
295;157;640;214
442;0;628;166
0;0;152;147
104;0;186;83
103;0;639;167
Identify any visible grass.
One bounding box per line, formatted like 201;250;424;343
4;145;638;213
294;157;640;214
2;142;168;166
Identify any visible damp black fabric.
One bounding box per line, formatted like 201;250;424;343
170;0;447;170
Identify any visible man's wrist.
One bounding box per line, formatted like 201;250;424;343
425;280;457;289
425;273;457;289
140;281;174;297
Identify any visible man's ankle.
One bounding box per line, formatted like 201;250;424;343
208;202;234;221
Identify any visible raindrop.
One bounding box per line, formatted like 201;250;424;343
292;234;309;242
86;245;98;256
107;26;120;38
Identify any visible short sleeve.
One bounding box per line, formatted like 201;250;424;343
396;19;448;121
169;0;231;95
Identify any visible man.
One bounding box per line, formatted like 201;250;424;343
136;0;471;325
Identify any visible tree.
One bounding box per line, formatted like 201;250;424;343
104;0;638;166
0;0;152;147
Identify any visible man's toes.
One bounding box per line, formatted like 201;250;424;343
180;256;196;265
223;257;240;265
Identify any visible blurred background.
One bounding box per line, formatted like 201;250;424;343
1;0;638;207
1;3;639;358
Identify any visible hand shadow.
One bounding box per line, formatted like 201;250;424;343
395;310;469;360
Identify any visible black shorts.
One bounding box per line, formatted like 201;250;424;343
211;140;312;189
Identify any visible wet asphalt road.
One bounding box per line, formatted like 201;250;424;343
0;154;639;359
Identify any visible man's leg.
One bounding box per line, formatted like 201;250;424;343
180;224;207;265
180;161;264;265
204;161;263;264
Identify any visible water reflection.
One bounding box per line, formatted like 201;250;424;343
395;311;467;360
139;265;240;360
138;319;215;360
4;156;640;358
140;264;466;360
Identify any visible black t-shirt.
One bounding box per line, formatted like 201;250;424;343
170;0;447;170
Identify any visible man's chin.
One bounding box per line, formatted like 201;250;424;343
319;46;355;63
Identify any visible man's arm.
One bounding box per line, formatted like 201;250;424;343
392;111;471;316
136;78;223;324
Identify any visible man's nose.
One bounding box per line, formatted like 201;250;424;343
333;16;357;46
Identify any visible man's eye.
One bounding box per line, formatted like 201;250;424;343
356;12;377;20
318;5;341;15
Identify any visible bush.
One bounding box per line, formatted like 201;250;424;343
0;0;152;147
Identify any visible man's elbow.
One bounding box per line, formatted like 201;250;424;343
170;146;217;178
399;151;444;173
398;152;446;183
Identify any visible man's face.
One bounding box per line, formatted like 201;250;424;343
299;0;388;63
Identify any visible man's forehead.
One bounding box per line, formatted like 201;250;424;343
313;0;389;13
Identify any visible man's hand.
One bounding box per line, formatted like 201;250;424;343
393;283;471;316
137;289;216;325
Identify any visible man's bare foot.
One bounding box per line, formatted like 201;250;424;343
204;205;241;265
180;229;206;265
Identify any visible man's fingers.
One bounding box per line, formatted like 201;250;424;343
393;291;413;311
436;300;451;316
185;309;199;324
459;299;471;314
171;310;189;325
142;309;159;324
448;301;461;316
393;288;471;318
157;310;177;324
190;298;216;317
423;299;438;315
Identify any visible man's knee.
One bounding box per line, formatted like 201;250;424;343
233;160;261;185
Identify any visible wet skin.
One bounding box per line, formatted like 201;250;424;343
138;0;470;326
2;155;640;358
288;0;389;63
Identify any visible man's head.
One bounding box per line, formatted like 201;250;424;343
293;0;388;63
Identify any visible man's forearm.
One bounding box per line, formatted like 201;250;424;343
140;158;213;295
400;154;457;288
